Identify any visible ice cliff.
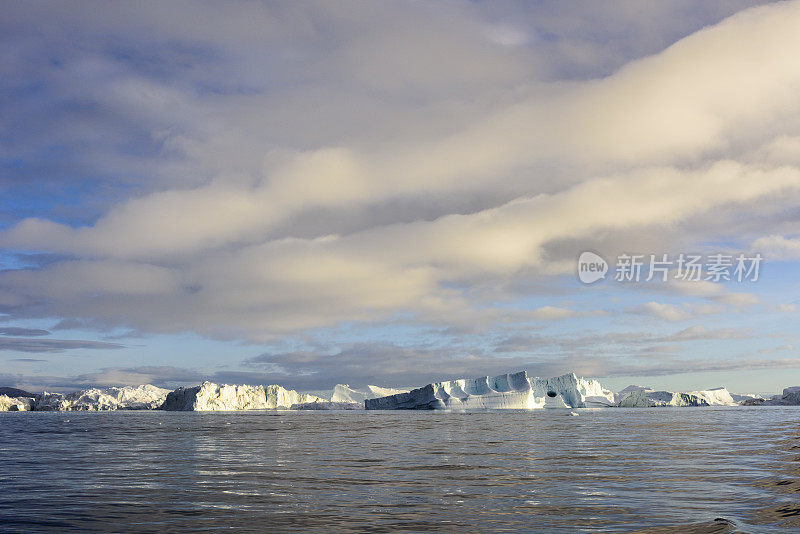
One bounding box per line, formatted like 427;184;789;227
33;385;171;411
161;381;322;411
330;384;409;404
364;372;614;410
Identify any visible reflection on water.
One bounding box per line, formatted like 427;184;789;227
1;407;798;532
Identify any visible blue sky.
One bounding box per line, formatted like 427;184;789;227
2;0;800;395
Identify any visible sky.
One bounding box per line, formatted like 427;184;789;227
2;0;800;395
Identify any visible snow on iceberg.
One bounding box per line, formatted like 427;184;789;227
617;389;709;407
33;385;170;411
364;371;614;410
0;394;33;411
161;381;322;411
330;384;409;404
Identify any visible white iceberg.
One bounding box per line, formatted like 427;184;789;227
616;386;740;407
0;394;33;411
617;389;709;407
364;371;614;410
32;385;170;411
614;385;651;404
161;381;322;411
689;387;738;406
330;384;409;404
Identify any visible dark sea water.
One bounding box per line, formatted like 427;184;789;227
1;407;799;533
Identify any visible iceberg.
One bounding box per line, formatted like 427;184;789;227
617;389;709;407
689;387;738;406
330;384;409;404
730;392;763;404
291;400;363;410
616;386;739;407
161;381;322;411
0;394;33;411
32;385;170;411
364;371;614;410
614;385;651;404
746;386;800;406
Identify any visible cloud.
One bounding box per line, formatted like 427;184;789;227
0;327;50;336
635;301;721;322
662;325;748;342
637;302;690;322
0;337;123;353
530;306;575;320
666;279;762;307
0;161;792;338
753;234;800;259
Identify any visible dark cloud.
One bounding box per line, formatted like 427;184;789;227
0;337;123;353
0;327;50;336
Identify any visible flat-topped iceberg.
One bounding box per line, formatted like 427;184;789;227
330;384;409;404
161;381;322;411
616;386;739;407
365;371;614;410
618;389;709;407
33;385;170;411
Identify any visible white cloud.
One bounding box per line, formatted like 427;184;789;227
753;235;800;259
637;302;690;322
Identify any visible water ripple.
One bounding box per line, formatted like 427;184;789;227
1;407;798;532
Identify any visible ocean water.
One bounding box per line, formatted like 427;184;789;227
1;407;799;533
